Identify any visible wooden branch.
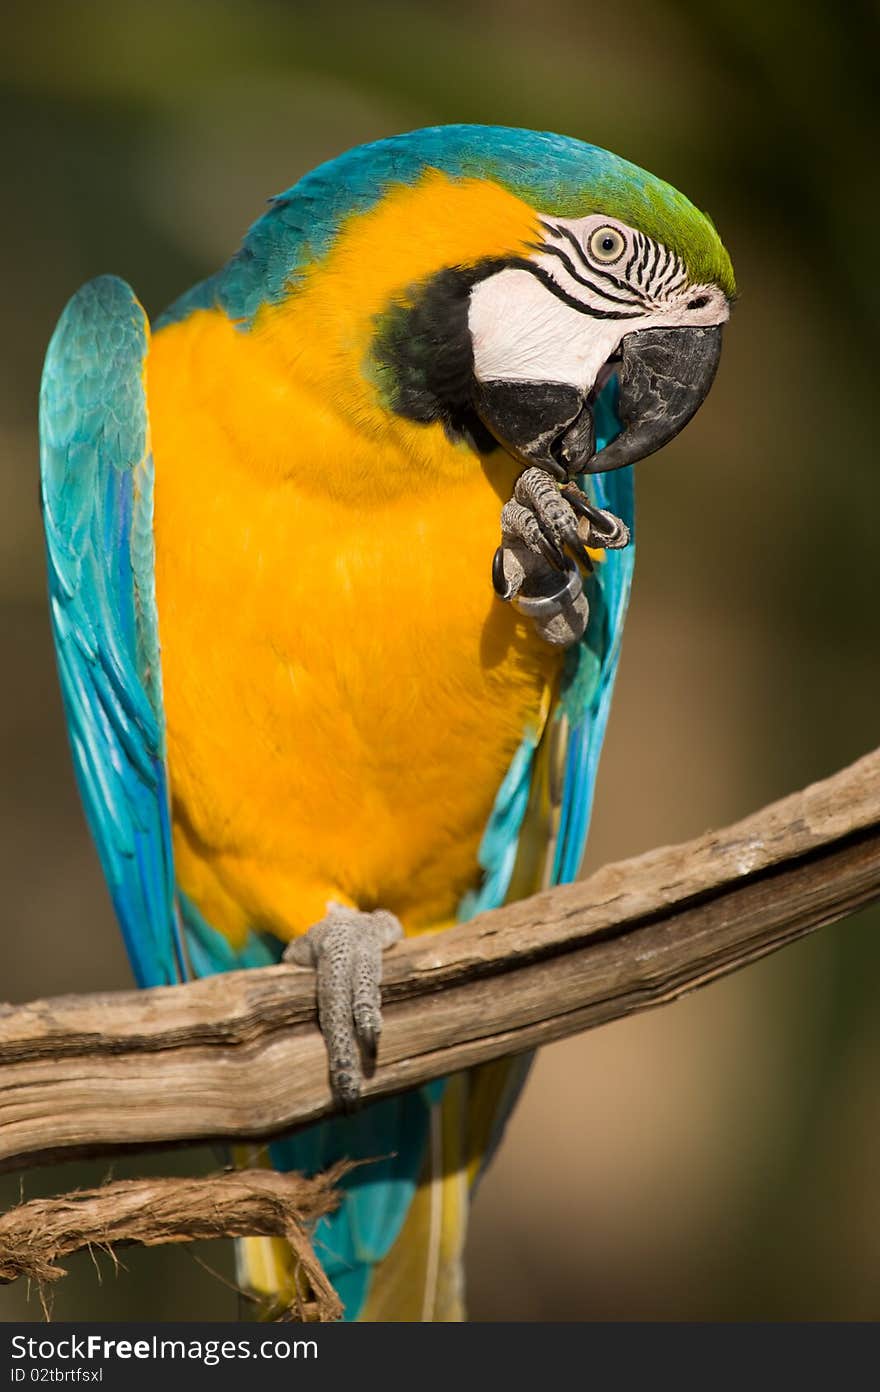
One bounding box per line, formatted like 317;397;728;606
0;1168;345;1320
1;748;878;1173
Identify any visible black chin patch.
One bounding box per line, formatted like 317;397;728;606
370;260;505;451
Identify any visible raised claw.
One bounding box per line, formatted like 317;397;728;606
285;903;403;1106
513;468;572;564
492;466;627;646
493;466;590;645
507;467;599;571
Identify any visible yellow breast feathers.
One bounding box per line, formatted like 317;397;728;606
148;172;564;945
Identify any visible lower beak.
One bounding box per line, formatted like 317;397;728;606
473;324;723;478
473;379;588;481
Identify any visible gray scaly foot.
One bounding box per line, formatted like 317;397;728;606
284;904;403;1106
492;468;631;647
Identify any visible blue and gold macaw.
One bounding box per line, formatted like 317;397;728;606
39;125;733;1320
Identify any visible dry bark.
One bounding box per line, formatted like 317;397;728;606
0;1167;345;1321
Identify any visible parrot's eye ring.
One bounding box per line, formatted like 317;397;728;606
588;226;626;264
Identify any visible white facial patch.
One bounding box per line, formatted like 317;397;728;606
468;213;729;392
469;267;626;392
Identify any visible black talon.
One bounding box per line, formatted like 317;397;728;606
527;512;568;570
585;510;630;547
567;535;594;572
560;482;591;515
561;485;629;547
538;534;567;570
587;510;620;539
358;1025;378;1060
492;545;513;600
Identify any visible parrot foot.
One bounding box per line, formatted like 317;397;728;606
500;467;595;573
284;903;403;1107
492;468;628;648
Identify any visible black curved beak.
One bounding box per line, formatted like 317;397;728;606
584;323;724;474
473;324;723;478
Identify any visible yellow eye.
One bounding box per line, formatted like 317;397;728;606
588;226;626;264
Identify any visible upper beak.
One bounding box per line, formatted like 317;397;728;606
473;323;723;479
582;323;724;474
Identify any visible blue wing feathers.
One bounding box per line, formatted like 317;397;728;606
39;275;179;989
40;274;425;1322
457;734;538;921
177;892;281;977
554;456;635;884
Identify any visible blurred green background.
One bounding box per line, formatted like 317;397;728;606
1;0;878;1322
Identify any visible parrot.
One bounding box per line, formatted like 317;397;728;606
38;124;734;1321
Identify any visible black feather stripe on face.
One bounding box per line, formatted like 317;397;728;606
370;260;506;449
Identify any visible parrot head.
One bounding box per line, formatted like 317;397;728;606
465;212;729;479
360;128;734;481
163;125;733;481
